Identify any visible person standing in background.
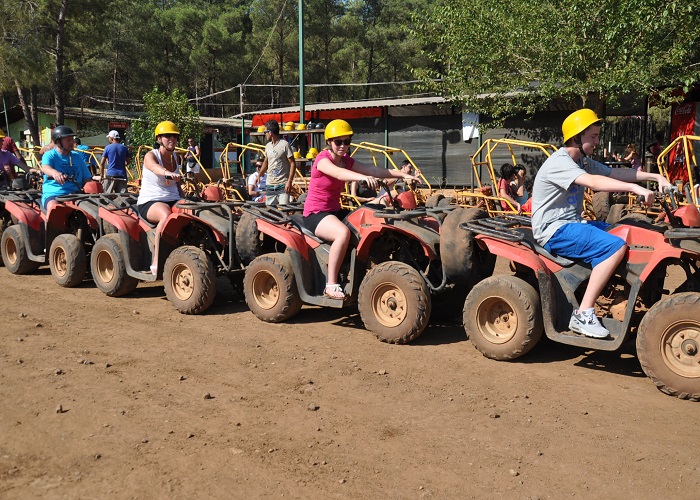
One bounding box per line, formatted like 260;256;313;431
100;130;130;193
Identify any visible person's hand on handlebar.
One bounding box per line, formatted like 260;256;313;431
363;176;379;190
634;186;654;207
52;171;67;185
656;176;674;193
164;171;181;182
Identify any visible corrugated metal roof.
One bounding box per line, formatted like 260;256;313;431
238;96;449;117
43;107;249;128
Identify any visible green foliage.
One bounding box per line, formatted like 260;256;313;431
412;0;700;123
129;88;203;147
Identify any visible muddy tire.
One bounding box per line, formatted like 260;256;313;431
90;234;138;297
425;193;444;208
437;196;456;208
637;293;700;401
49;234;87;287
358;262;431;344
592;191;614;221
605;203;628;224
235;211;263;265
163;246;217;315
244;252;302;322
1;225;40;274
441;207;496;286
463;275;543;360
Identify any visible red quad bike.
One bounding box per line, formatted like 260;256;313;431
0;180;106;287
238;187;494;343
91;190;245;314
460;188;700;400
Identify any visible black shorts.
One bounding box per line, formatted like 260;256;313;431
303;209;349;234
136;199;178;220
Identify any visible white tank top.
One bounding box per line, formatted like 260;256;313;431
136;148;182;205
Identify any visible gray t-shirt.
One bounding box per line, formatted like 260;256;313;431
531;147;612;245
264;139;294;186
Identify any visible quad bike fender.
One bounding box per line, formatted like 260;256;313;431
4;201;43;232
607;224;685;281
99;206;143;242
255;218;310;261
160;212;228;248
355;223;438;262
474;235;556;275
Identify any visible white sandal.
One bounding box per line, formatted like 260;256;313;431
324;283;345;300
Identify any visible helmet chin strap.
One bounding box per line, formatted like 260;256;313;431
574;135;587;158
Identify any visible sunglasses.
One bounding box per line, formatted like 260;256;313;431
332;139;351;147
161;134;179;139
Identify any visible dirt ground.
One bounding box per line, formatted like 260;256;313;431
1;257;699;499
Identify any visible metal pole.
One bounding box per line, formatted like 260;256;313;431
298;0;305;125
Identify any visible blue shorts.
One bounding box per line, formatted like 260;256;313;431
544;221;625;267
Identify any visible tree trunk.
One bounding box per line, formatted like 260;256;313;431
365;42;375;100
15;82;40;145
53;0;68;124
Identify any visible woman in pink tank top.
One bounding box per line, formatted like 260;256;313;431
302;119;419;300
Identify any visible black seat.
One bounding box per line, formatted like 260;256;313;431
514;228;575;267
288;214;326;244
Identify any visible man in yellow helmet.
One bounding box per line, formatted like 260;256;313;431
531;109;672;339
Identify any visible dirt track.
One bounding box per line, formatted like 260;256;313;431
1;259;699;499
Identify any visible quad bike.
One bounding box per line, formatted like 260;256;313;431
239;184;494;343
460;188;700;400
91;187;245;314
0;180;106;287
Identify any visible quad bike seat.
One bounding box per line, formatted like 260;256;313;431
513;227;576;267
288;214;326;244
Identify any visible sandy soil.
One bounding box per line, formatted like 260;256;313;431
1;258;699;499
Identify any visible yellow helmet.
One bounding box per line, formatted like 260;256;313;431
562;109;603;143
257;125;266;133
0;129;5;138
283;124;295;131
308;147;319;156
154;120;180;138
306;151;315;159
296;123;307;130
285;121;295;127
324;119;353;141
293;151;302;159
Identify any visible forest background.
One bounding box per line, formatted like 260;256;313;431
0;0;699;144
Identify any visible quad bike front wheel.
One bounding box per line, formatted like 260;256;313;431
244;252;302;322
463;275;543;360
164;246;217;315
49;234;87;287
358;261;431;344
90;234;138;297
1;225;40;274
637;292;700;401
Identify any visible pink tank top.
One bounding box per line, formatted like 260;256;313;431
303;150;355;216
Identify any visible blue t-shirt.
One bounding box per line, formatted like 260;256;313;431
102;142;129;177
76;144;97;169
41;149;92;208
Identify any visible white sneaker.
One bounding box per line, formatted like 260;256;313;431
569;309;610;339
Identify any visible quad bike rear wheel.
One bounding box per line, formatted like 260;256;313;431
49;234;87;287
244;252;303;322
425;193;444;208
358;261;431;344
1;225;40;274
164;246;217;315
463;275;543;360
440;207;496;286
236;211;263;265
592;191;614;221
90;234;139;297
637;292;700;401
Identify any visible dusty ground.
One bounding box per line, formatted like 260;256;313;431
1;258;699;499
